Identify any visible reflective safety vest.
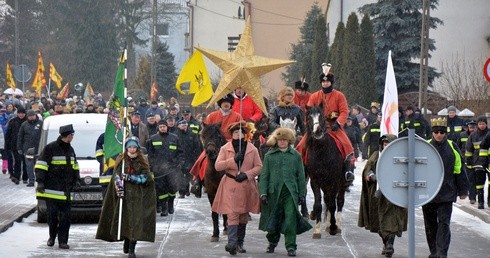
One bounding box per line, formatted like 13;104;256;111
36;189;74;201
99;175;112;184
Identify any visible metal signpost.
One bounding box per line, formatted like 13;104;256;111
377;129;444;258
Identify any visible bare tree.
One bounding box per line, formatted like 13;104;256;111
433;53;490;115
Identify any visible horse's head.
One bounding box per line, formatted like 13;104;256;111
280;117;297;132
306;106;326;139
201;123;226;160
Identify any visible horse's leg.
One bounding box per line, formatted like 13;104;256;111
336;184;346;234
311;178;322;239
223;214;228;235
211;211;220;242
324;190;338;235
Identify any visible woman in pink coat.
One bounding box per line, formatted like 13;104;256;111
213;121;262;255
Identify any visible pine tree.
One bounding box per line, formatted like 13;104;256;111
340;13;361;103
282;3;323;87
328;22;345;87
358;14;377;106
359;0;442;94
155;41;177;98
309;15;329;93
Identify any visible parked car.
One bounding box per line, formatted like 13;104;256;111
36;113;107;223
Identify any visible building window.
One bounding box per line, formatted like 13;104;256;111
156;23;169;36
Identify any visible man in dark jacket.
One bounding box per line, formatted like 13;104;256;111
181;109;202;135
465;115;490;209
423;117;469;258
6;107;27;184
458;120;477;203
400;105;427;139
175;119;202;198
147;119;182;216
17;109;43;186
344;117;362;160
446;106;464;142
35;124;80;249
362;112;382;160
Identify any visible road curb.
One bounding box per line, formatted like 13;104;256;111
454;202;490;224
0;206;36;234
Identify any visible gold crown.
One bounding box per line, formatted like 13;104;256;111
371;102;380;108
431;117;447;127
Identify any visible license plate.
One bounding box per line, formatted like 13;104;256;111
74;192;103;201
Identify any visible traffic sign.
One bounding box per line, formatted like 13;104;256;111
484;58;490;83
13;64;32;83
377;135;444;208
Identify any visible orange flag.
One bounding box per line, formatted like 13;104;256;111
150;81;159;101
6;62;16;90
57;82;70;99
32;50;47;91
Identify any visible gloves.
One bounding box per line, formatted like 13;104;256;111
331;121;340;131
260;195;268;205
234;151;245;164
367;171;376;182
36;182;45;193
129;174;148;184
115;176;125;198
299;196;306;205
235;172;248;183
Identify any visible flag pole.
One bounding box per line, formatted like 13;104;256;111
117;48;128;240
47;78;51;98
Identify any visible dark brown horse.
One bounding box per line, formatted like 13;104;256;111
201;123;228;242
305;105;346;238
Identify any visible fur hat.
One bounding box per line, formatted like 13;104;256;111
319;72;334;84
217;93;235;107
227;121;251;136
277;87;295;103
267;127;296;147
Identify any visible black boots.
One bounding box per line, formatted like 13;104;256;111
266;243;277;253
47;238;55;247
344;154;355;184
477;190;484;209
236;224;247;253
225;225;238;255
168;197;175;214
123;238;129;253
161;200;169;216
384;234;395;257
128;240;137;258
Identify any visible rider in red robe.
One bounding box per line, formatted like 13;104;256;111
296;72;355;183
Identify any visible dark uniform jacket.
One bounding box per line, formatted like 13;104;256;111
17;117;43;154
187;116;202;135
447;116;465;143
176;128;202;171
465;128;490;168
35;137;80;201
400;113;427;139
429;138;469;203
362;122;381;159
344;123;362;158
147;132;182;176
5;116;26;151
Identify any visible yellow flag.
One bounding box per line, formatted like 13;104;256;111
6;63;16;90
175;51;213;106
32;50;47;90
49;63;63;89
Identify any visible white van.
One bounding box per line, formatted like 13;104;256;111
36;113;107;222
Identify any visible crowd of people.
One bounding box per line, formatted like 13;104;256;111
1;67;488;257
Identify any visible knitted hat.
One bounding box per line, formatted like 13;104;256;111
125;137;140;149
447;106;457;113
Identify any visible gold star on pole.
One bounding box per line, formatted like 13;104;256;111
196;16;294;115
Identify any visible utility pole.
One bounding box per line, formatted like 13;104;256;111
14;0;19;65
151;0;157;84
418;0;430;115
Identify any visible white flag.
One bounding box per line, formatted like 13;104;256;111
380;51;399;136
